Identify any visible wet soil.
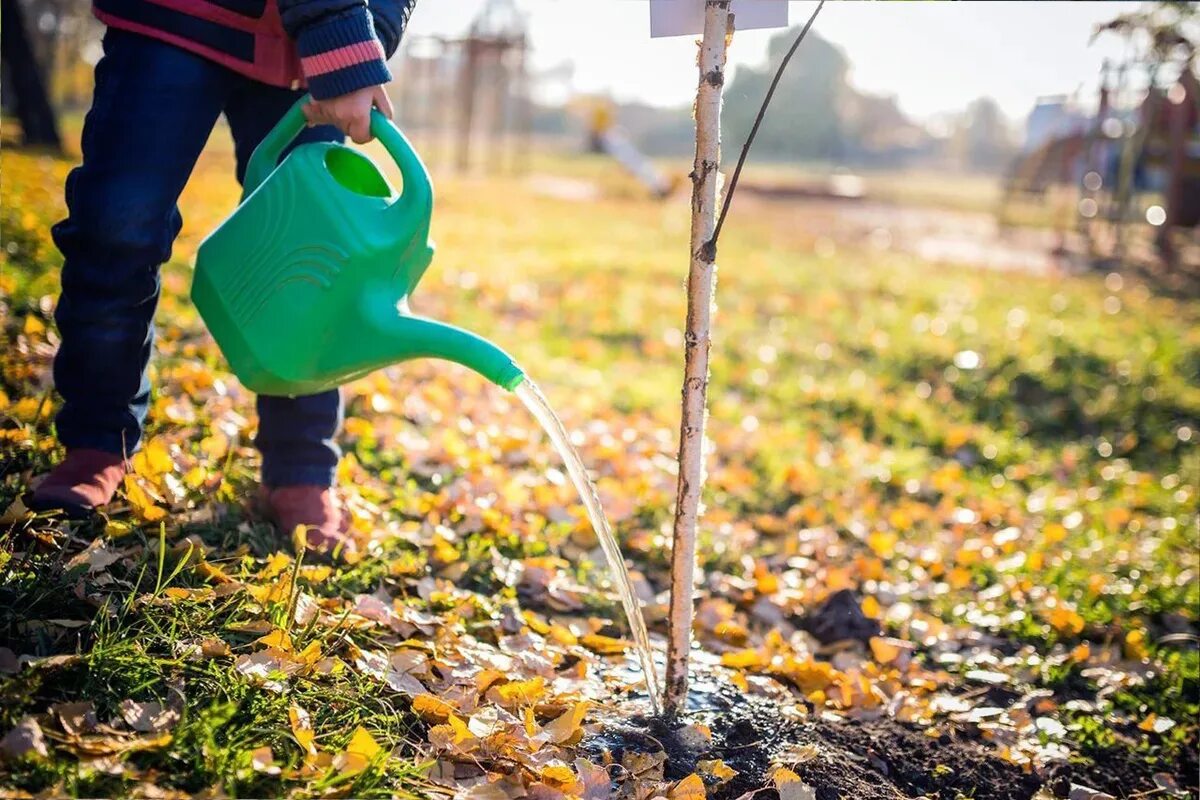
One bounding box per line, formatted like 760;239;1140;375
583;680;1198;800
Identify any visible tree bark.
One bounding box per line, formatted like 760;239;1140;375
663;0;731;722
1;0;64;151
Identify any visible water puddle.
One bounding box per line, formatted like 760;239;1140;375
515;378;662;716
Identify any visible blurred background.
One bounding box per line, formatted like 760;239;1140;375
4;0;1198;284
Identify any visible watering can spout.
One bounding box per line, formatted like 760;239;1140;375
335;291;526;392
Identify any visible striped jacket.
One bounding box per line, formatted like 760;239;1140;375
93;0;416;98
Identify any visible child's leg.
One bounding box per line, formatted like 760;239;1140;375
224;83;346;488
51;29;233;458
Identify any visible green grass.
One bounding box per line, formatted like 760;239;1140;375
1;127;1198;797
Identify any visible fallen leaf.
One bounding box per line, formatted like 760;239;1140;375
120;700;180;733
1;717;48;759
123;475;167;522
289;704;317;760
578;634;628;655
334;726;381;775
488;676;546;708
66;539;122;574
412;693;457;721
574;760;612;798
52;702;98;735
538;701;590;745
250;746;281;775
539;763;576;790
773;767;816;800
697;759;737;783
1138;714;1175;734
668;774;706;800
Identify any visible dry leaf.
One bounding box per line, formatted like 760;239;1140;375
697;759;736;782
668;774;706;800
289;704;317;760
333;726;381;775
773;767;816;800
120;700;180;733
52;702;98;735
537;701;589;745
1;717;48;759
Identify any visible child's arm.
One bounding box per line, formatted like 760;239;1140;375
278;0;417;142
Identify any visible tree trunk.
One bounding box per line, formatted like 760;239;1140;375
1;0;64;151
663;0;731;722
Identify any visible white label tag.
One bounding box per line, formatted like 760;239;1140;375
650;0;789;38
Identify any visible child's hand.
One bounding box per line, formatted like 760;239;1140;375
303;85;394;144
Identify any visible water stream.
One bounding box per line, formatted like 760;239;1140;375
515;379;662;716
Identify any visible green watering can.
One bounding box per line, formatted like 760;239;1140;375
192;96;525;397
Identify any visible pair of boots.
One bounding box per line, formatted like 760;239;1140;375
26;448;355;559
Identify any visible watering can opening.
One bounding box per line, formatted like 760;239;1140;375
192;95;526;398
324;147;394;199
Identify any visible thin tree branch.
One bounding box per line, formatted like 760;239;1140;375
708;0;825;252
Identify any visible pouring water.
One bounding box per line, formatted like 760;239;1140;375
515;379;662;716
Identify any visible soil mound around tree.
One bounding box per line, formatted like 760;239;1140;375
583;678;1193;800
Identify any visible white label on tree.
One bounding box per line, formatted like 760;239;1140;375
649;0;789;38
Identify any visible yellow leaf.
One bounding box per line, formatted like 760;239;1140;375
289;704;317;758
259;552;291;580
411;694;456;721
293;641;322;666
440;713;475;745
1047;607;1084;637
257;629;293;653
23;315;45;336
947;567;973;590
1069;643;1090;663
773;767;800;785
1124;629;1149;661
539;764;576;790
869;637;901;665
488;677;546;707
698;759;737;782
134;439;173;478
867;531;896;558
524;706;538;739
1138;713;1175;734
335;726;381;774
299;565;332;582
123;476;166;523
579;634;629;655
104;519;135;540
669;774;706;800
861;595;881;619
195;560;235;584
721;648;763;669
540;700;589;744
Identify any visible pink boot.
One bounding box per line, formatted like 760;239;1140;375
258;485;357;560
27;449;127;517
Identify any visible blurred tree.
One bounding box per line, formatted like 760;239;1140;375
1;0;63;150
953;97;1016;172
721;28;848;161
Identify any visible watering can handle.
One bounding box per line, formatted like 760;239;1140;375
243;95;433;222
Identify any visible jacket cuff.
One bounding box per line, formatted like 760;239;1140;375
296;8;392;99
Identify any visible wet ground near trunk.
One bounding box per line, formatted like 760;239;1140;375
582;678;1197;800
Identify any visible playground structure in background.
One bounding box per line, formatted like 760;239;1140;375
392;0;532;175
1000;58;1199;268
570;95;680;199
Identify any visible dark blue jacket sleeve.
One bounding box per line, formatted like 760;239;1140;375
278;0;416;99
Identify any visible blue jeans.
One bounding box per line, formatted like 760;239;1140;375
52;28;343;487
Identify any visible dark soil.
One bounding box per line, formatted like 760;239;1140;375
583;678;1198;800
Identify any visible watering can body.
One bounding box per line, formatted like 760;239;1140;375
192;97;524;397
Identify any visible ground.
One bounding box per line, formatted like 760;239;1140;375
1;125;1198;799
